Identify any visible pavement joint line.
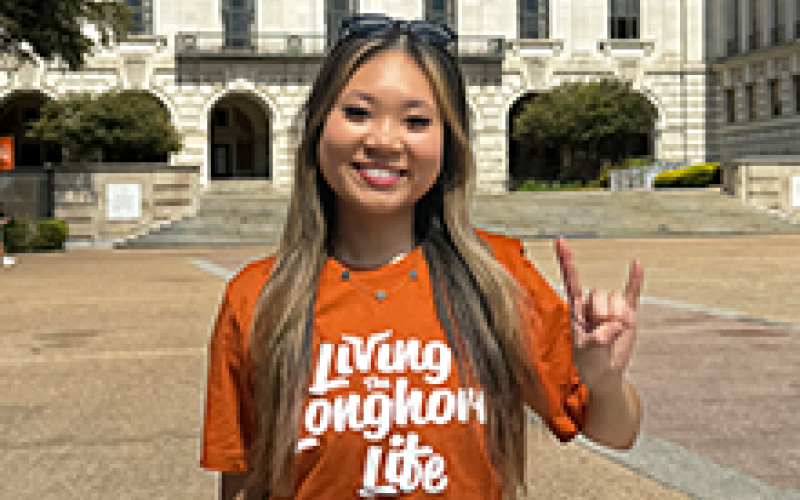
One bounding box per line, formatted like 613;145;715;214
190;258;263;281
542;278;800;332
187;258;800;499
529;408;800;499
571;433;800;500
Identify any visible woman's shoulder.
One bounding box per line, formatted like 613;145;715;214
475;228;525;261
223;253;279;303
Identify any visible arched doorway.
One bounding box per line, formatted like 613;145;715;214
507;85;658;189
507;92;559;191
0;91;62;167
208;93;271;179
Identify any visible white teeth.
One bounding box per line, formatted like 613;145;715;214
362;168;401;178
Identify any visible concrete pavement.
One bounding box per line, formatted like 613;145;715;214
1;236;798;499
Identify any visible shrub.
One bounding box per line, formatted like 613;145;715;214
2;218;69;253
29;219;69;251
3;219;31;253
653;163;721;188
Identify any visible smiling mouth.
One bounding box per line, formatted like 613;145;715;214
351;163;408;177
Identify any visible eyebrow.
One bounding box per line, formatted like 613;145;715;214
345;91;432;111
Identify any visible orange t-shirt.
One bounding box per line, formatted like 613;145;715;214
200;228;588;498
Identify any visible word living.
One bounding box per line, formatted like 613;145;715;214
303;330;487;496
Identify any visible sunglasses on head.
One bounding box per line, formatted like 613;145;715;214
338;14;457;56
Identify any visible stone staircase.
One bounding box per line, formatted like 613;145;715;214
115;182;800;249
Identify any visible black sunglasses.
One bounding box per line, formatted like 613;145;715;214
338;14;457;56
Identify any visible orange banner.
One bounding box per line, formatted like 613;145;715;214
0;137;14;171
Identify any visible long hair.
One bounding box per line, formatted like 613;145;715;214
243;25;550;500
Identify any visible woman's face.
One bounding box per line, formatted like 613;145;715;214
317;49;445;217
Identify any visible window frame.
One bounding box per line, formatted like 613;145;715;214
769;78;782;116
519;0;550;39
126;0;153;36
746;83;757;120
325;0;358;50
608;0;640;40
725;88;737;123
425;0;457;32
793;74;800;113
222;0;255;49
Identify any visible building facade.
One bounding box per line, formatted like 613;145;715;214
707;0;800;161
0;0;707;195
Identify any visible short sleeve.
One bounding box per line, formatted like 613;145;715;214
200;284;254;472
496;234;589;443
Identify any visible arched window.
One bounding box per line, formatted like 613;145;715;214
608;0;640;39
519;0;549;39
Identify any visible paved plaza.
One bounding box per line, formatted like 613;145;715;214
1;233;799;499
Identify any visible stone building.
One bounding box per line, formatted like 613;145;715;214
707;0;800;160
0;0;707;196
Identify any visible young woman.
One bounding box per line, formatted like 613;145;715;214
201;14;644;500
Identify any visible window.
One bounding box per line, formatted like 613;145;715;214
609;0;640;39
770;79;782;115
326;0;358;50
796;0;800;37
725;88;736;123
222;0;254;49
125;0;153;36
425;0;457;32
794;74;800;112
746;84;757;120
750;0;760;49
773;0;785;44
728;0;741;55
519;0;549;39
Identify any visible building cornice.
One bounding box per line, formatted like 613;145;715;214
711;39;800;71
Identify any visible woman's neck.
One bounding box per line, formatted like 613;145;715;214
332;205;417;268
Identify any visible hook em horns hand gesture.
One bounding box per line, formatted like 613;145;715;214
554;237;644;398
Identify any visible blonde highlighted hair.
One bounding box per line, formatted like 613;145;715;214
243;26;549;499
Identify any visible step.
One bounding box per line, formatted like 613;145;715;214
117;234;280;248
194;204;290;217
204;179;277;192
169;214;287;227
152;222;286;237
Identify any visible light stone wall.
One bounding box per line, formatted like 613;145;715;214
708;0;800;163
0;0;708;197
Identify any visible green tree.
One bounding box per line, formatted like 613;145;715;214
25;90;183;163
512;79;658;182
0;0;133;71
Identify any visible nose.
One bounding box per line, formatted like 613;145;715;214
361;119;405;152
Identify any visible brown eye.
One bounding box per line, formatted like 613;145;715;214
343;106;367;118
407;117;431;127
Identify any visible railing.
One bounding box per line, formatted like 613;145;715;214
175;32;506;60
608;162;693;191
